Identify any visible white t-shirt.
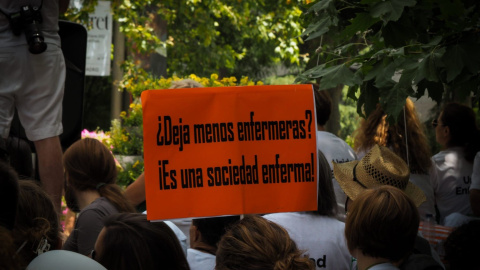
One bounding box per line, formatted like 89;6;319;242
264;212;351;270
187;248;215;270
469;152;480;190
430;147;473;224
164;221;188;256
317;131;357;221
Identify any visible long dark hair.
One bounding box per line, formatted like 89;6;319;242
440;102;480;162
96;213;190;270
314;150;336;217
63;138;135;213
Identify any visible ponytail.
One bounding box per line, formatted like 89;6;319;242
98;184;136;213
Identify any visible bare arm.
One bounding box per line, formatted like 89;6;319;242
124;172;146;207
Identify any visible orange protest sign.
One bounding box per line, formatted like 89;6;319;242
141;84;317;221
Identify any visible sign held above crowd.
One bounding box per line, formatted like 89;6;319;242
142;84;318;220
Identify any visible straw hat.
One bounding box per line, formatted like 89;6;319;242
333;145;426;207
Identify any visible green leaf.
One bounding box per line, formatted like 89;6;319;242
457;42;480;75
303;17;334;41
380;87;407;123
424;36;443;47
308;0;334;13
380;68;416;121
454;78;478;102
362;83;380;117
341;13;380;39
347;85;359;101
416;48;445;83
370;0;416;22
318;65;361;90
374;60;397;89
382;19;417;47
364;61;384;81
295;64;326;83
302;16;330;37
442;44;467;82
416;79;444;103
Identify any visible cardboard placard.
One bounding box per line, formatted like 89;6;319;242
142;84;317;220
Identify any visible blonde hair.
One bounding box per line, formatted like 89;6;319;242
216;215;314;270
169;79;203;89
354;99;431;174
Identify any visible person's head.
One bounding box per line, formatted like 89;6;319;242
216;215;314;270
27;250;106;270
345;186;419;263
315;150;336;217
354;99;431;174
435;102;480;161
444;220;480;270
13;180;59;268
333;144;426;207
93;213;189;270
169;79;204;89
313;84;332;127
63;138;135;213
190;216;240;251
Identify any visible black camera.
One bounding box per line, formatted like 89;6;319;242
9;5;47;54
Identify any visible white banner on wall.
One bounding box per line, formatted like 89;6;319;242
85;1;112;76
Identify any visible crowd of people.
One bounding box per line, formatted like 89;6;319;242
0;84;479;269
1;2;480;268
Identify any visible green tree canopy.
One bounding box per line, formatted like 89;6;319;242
66;0;308;79
297;0;480;121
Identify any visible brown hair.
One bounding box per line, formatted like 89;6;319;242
313;84;332;126
354;99;431;174
63;138;135;213
345;186;419;262
169;79;204;89
96;213;190;270
216;215;314;270
440;102;480;162
315;150;336;216
13;180;59;268
0;227;18;269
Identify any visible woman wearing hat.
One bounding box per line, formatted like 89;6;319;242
430;102;480;225
333;145;444;270
333;144;426;208
353;99;435;221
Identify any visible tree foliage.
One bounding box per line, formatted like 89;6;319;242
297;0;480;121
65;0;309;79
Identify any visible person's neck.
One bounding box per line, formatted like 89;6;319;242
191;241;216;255
76;189;101;210
317;125;326;132
355;250;396;270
